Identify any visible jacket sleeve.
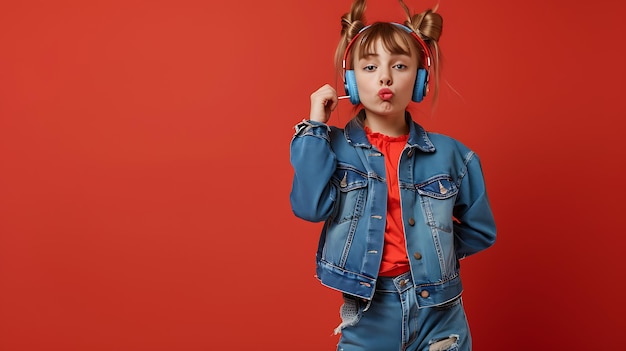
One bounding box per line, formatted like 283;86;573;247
453;151;497;258
289;120;338;223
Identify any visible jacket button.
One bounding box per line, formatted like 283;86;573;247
420;290;430;298
408;218;415;226
407;149;414;158
413;252;422;260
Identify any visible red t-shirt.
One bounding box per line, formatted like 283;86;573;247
365;127;410;277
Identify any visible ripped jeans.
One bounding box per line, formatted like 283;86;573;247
336;271;471;351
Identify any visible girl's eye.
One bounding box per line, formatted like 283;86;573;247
394;64;407;70
364;65;376;71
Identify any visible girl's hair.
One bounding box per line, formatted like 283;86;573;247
334;0;444;103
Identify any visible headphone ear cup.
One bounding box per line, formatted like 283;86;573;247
412;68;428;102
345;70;361;105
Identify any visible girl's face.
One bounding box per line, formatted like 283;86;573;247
353;38;418;120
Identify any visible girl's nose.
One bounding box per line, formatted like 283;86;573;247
379;70;392;86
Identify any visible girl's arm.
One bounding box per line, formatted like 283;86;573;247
453;152;497;258
289;120;337;223
289;84;341;223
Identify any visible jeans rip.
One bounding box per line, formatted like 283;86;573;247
334;294;366;335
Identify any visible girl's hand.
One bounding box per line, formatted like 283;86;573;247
309;84;338;124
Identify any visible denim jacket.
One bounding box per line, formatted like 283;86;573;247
290;110;496;307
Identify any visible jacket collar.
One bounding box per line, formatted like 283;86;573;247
344;109;436;152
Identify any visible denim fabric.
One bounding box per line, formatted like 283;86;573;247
290;110;496;305
337;272;470;351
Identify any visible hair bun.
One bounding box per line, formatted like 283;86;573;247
341;18;366;41
410;10;443;42
340;0;367;42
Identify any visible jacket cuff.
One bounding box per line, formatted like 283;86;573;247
293;119;331;137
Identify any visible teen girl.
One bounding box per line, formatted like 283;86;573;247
290;1;496;350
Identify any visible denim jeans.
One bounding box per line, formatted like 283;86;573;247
336;271;471;351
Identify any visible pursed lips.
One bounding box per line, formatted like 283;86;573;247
378;88;393;101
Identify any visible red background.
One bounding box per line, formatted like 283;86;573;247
1;0;625;350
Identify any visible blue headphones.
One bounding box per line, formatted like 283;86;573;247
342;23;431;105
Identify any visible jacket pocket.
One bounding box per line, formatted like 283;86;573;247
416;175;459;279
322;164;368;268
416;175;458;233
331;164;368;224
